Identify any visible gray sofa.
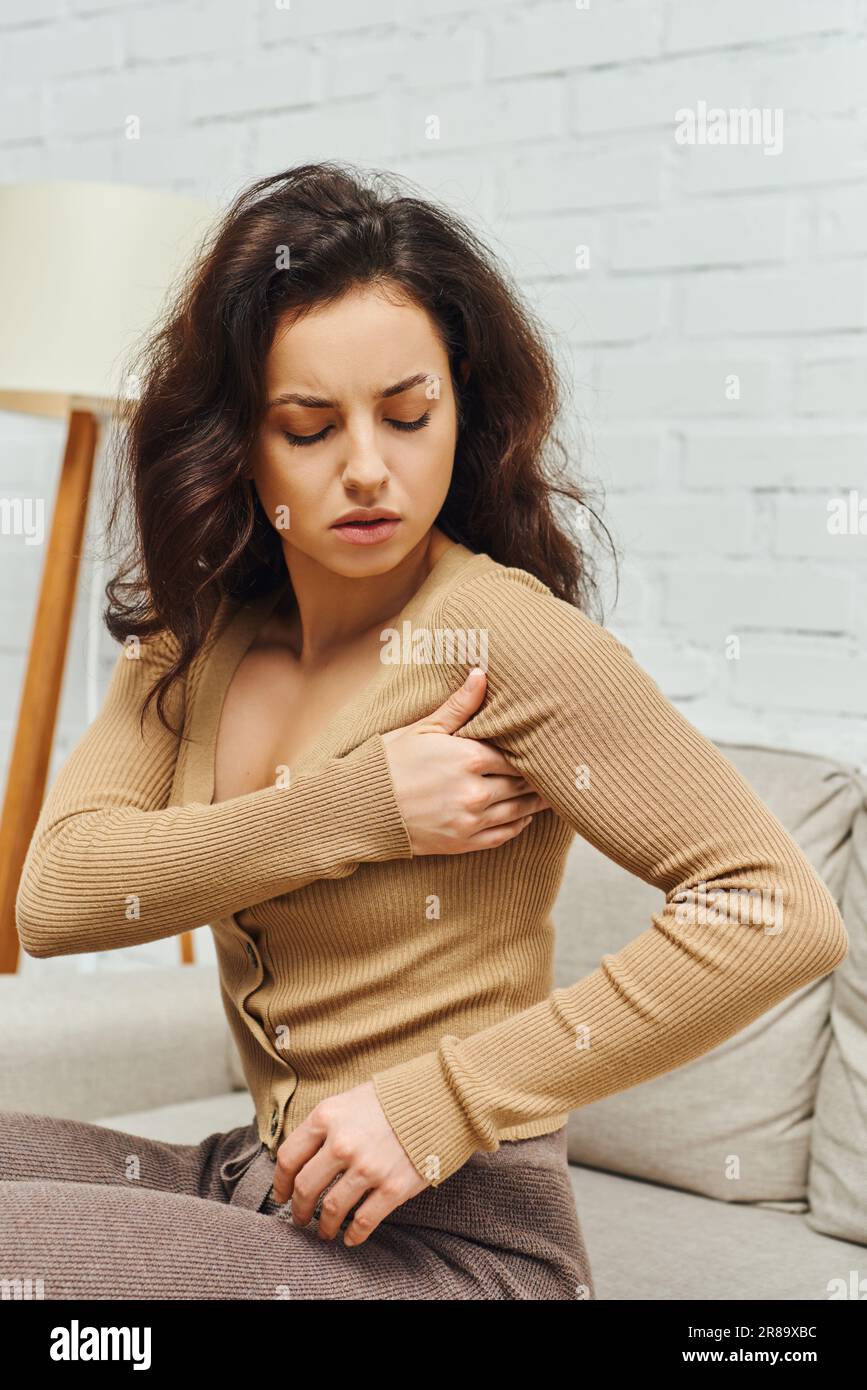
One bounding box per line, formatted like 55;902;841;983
2;740;865;1300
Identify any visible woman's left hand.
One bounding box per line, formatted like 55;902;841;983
271;1080;431;1247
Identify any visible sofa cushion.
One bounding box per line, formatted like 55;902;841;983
553;743;860;1207
806;774;867;1244
92;1091;256;1145
0;964;234;1121
571;1162;867;1300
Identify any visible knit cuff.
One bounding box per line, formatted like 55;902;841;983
336;733;414;865
371;1044;497;1188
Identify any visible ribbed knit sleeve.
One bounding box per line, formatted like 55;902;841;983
16;630;413;957
371;567;850;1187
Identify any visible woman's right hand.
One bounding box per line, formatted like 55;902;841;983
380;668;552;855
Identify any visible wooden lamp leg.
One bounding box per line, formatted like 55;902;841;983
0;410;98;971
0;409;197;971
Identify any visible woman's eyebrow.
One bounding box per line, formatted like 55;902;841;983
266;371;439;411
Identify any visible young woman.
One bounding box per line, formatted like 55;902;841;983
2;163;848;1301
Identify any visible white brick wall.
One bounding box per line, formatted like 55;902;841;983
1;0;865;973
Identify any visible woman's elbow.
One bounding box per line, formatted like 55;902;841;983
18;932;56;959
16;919;55;957
782;882;848;985
818;894;849;971
16;914;87;959
16;903;59;958
15;875;75;958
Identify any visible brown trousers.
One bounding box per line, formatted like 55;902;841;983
0;1110;596;1300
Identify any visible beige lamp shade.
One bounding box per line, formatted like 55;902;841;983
0;180;217;418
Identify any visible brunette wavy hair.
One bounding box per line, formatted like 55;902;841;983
101;160;617;737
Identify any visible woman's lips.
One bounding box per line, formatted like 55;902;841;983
330;518;400;545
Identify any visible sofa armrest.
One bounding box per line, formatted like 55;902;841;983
0;965;234;1122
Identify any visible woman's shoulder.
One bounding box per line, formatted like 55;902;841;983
440;543;555;604
441;549;577;623
437;550;634;666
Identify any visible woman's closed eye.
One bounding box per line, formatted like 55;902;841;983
283;410;432;448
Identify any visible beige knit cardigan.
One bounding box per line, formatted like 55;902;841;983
16;540;848;1187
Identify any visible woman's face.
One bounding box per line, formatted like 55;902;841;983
249;284;463;577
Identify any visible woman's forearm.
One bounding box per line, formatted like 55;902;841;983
16;632;412;957
16;734;411;956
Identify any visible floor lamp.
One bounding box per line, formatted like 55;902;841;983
0;180;215;972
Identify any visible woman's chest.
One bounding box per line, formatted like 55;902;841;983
212;639;388;805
